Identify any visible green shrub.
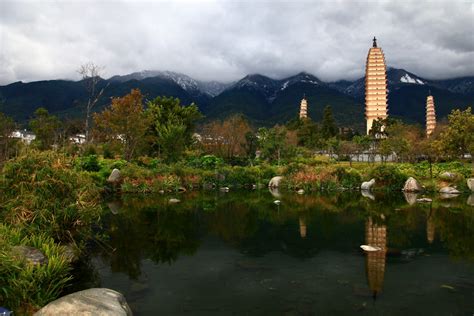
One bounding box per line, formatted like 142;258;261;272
0;150;102;242
334;167;362;189
75;154;101;172
368;164;407;191
187;155;224;170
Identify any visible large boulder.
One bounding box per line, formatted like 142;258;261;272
107;169;122;184
268;176;284;188
467;178;474;192
361;179;375;191
34;288;132;316
403;177;423;192
439;186;460;195
12;245;47;266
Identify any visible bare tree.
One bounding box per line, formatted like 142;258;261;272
78;62;108;142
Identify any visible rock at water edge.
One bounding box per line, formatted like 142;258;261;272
403;177;422;192
268;176;284;188
107;169;122;183
34;288;132;316
361;179;375;191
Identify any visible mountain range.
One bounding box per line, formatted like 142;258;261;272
1;68;473;132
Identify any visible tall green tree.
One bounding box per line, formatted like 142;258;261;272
258;125;293;164
435;107;474;159
321;105;338;138
29;108;62;150
0;112;17;162
146;97;202;162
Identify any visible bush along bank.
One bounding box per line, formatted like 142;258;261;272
0;151;103;313
72;153;473;194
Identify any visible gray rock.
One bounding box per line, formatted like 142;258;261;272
439;172;456;180
297;189;305;195
169;198;180;203
467;178;474;192
416;197;433;203
361;179;375;191
34;288;132;316
268;176;284;188
12;245;47;266
403;177;423;192
107;169;122;183
219;186;230;192
439;186;460;195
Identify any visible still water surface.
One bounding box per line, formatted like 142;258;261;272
78;190;474;315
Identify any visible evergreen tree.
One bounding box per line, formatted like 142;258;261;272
29;108;62;150
321;105;338;138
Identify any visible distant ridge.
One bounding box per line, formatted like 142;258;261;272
1;68;473;131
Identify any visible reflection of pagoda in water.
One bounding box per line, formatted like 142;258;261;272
365;217;387;299
299;216;307;238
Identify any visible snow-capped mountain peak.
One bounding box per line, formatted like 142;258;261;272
400;73;425;85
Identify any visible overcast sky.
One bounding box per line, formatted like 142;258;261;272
0;0;473;85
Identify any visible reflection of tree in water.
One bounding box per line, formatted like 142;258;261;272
150;208;201;264
435;205;474;260
210;192;365;258
427;206;435;244
97;197;202;279
299;216;307;238
365;217;387;299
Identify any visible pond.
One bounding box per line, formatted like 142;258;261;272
75;190;474;315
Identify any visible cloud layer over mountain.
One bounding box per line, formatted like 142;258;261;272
1;0;473;85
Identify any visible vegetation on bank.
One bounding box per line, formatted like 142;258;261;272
0;88;472;314
0;151;102;313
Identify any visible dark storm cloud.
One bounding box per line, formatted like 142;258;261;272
0;0;473;85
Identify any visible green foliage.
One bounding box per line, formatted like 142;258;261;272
0;150;102;242
435;107;474;158
0;112;17;163
333;167;362;189
321;105;338;138
0;224;72;313
29;107;62;150
368;164;408;191
187;155;224;170
146;96;202;162
75;154;101;172
257;126;295;163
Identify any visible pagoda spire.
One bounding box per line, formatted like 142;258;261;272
365;37;388;134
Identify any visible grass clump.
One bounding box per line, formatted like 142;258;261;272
0;224;72;314
0;150;103;313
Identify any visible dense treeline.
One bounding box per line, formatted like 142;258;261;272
1;88;473;166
